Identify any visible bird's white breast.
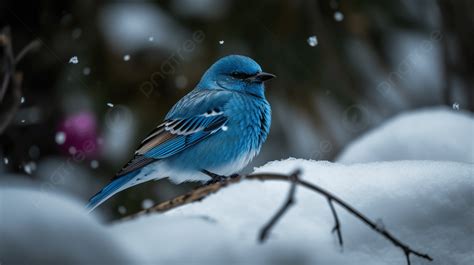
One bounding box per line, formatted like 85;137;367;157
211;148;259;176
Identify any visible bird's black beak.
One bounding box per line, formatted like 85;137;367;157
247;72;276;83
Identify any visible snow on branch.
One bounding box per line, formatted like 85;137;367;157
122;170;433;265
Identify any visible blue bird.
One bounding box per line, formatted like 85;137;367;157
87;55;275;212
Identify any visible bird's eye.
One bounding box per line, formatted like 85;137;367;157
230;71;252;79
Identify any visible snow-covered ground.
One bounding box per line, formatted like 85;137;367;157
337;107;474;163
0;182;135;264
1;107;472;264
1;159;472;264
111;159;473;265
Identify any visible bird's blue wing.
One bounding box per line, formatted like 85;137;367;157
139;113;227;158
114;90;231;178
165;89;232;119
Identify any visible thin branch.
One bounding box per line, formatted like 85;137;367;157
0;72;23;133
405;249;412;265
122;171;433;264
135;176;243;216
0;27;14;103
328;198;343;247
0;67;11;102
15;39;41;64
293;177;433;263
258;170;300;242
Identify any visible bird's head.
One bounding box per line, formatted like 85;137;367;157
197;55;275;98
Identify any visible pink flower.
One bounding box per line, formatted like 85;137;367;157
56;111;100;159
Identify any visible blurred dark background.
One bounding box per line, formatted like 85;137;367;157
1;0;473;218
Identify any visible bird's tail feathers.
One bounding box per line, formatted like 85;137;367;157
86;171;140;212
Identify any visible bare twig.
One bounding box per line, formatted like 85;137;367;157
258;169;300;242
328;198;343;246
292;177;433;264
122;171;433;264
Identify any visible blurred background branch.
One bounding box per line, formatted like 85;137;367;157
0;26;40;133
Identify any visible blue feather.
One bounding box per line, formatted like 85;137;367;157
86;170;140;212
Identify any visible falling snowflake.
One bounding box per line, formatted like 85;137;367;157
55;131;66;145
307;36;318;47
90;160;99;169
83;67;91;76
3;157;8;165
118;206;127;215
68;146;77;155
175;75;188;89
148;36;154;42
69;56;79;64
20;97;25;104
219;40;224;45
123;54;130;61
23;161;37;175
452;102;460;110
141;199;154;210
107;102;114;108
334;11;344;22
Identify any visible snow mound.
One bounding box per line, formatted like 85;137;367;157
0;185;134;264
112;158;473;265
337;107;474;163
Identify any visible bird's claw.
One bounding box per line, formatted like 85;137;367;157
201;169;239;185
